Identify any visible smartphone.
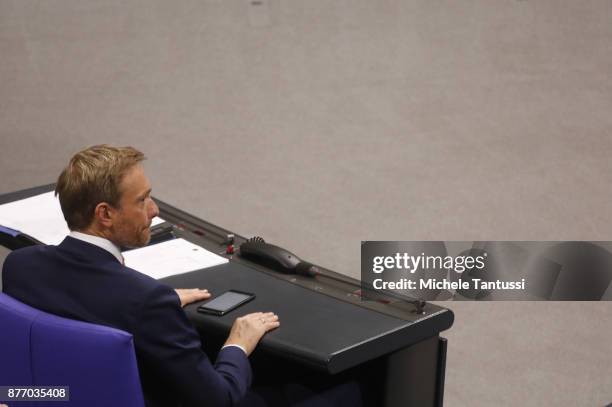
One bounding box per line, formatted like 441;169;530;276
197;290;255;316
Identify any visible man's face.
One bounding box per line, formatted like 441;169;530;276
110;164;159;249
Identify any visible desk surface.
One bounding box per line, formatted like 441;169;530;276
0;184;454;374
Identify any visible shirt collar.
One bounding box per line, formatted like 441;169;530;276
68;231;124;265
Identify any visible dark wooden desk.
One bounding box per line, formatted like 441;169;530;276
0;184;454;406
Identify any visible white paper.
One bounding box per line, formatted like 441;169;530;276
151;216;165;227
0;191;165;245
123;238;228;279
0;192;69;245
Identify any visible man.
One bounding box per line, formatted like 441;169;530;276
2;145;280;406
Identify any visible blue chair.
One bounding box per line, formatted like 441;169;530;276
0;293;145;406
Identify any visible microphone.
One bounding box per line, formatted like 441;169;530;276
295;262;320;278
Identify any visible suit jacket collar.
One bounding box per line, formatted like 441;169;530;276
69;231;124;264
58;236;122;265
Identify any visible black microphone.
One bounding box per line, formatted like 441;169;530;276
295;261;320;278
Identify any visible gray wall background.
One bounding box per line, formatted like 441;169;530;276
1;1;610;405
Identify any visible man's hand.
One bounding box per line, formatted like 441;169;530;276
225;312;280;356
174;288;211;307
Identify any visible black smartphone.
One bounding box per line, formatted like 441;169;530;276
197;290;255;316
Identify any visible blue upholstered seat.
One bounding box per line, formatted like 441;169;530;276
0;292;145;406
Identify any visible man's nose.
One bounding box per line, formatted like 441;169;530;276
149;200;160;218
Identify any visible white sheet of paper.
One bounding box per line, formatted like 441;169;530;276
151;216;165;227
0;191;165;245
0;192;69;245
123;238;228;279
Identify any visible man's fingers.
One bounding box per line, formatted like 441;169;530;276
176;288;209;294
264;320;280;332
175;288;211;307
255;313;279;326
190;289;211;300
241;312;265;320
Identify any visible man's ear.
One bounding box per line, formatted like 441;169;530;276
93;202;115;228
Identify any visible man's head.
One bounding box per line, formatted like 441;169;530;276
55;145;159;248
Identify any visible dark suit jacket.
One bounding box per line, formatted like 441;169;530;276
2;236;252;407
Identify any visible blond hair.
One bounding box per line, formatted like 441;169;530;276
55;145;145;230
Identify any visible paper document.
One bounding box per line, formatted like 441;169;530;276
151;216;165;227
0;191;165;244
0;192;69;245
123;238;228;279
